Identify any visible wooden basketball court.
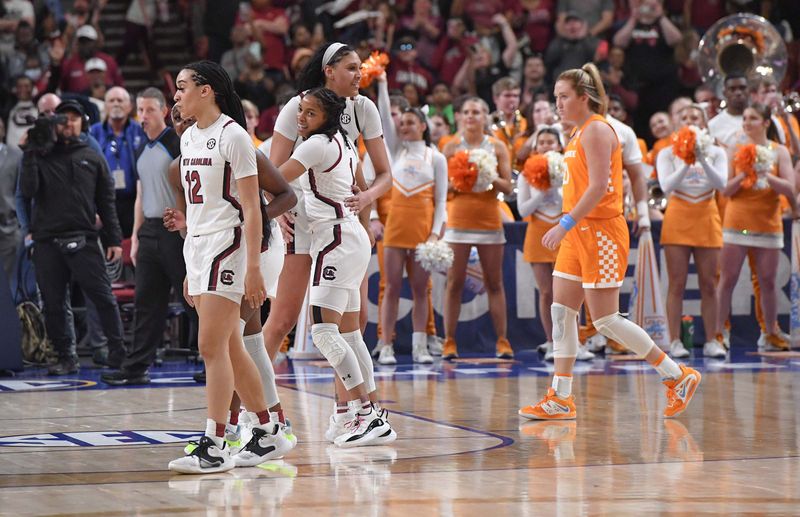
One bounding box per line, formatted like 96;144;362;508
1;350;799;515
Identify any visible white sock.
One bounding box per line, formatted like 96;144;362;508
243;332;280;408
204;418;224;448
551;375;573;398
652;351;682;379
412;332;427;348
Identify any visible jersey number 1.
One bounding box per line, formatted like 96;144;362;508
185;170;204;204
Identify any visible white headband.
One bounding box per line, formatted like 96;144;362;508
321;42;347;71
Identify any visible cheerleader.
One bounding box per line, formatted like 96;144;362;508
278;87;395;447
518;64;701;421
715;102;795;351
519;126;594;361
441;97;514;359
656;104;727;358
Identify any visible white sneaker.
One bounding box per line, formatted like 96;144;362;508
585;334;607;353
224;424;244;455
427;335;443;356
537;341;552;354
334;410;393;448
703;340;727;358
544;342;554;362
370;341;386;358
669;339;690;358
169;436;234;474
377;345;397;365
576;344;595;361
278;419;297;449
412;342;433;364
233;422;294;467
325;411;354;443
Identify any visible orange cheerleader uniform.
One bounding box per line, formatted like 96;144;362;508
444;136;505;245
723;142;783;249
383;142;448;248
553;114;628;288
517;162;563;263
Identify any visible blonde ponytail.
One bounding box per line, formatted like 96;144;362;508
557;63;607;115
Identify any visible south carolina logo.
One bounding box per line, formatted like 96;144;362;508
322;266;337;280
206;138;216;149
220;269;235;285
340;113;351;125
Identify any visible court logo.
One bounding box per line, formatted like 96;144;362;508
322;266;337;280
0;379;95;392
206;138;216;149
220;269;235;285
340;113;351;125
0;430;203;447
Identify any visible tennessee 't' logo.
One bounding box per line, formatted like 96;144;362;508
206;138;216;149
322;266;337;280
340;113;351;125
220;269;234;285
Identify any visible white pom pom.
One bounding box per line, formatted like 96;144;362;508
469;148;499;192
415;240;454;273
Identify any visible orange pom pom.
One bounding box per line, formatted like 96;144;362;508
733;144;757;189
521;154;551;191
672;126;697;164
448;150;478;192
359;51;391;88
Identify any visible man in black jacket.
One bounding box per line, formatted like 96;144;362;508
20;100;127;375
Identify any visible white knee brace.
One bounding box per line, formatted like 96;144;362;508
551;303;579;358
342;330;376;393
593;312;655;357
312;323;364;390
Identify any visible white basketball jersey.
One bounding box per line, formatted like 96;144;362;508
180;113;257;236
291;132;360;225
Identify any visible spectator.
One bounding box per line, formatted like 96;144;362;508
598;45;638;114
607;92;632;126
116;0;169;74
233;52;276;112
428;113;451;147
289;47;313;83
286;23;313;68
694;83;720;120
750;75;800;158
0;0;35;56
220;24;255;82
55;25;124;94
451;0;518;35
612;0;682;138
101;88;187;386
241;99;262;147
19;99;126;375
668;96;692;130
256;87;293;142
239;0;289;78
397;0;443;69
674;28;701;93
388;36;434;97
490;76;528;162
62;0;103;51
544;11;601;84
521;0;555;53
4;20;50;82
426;82;455;129
0;117;21;280
82;57;107;122
520;54;550;112
531;98;557;127
403;82;421;107
89;87;146;238
708;75;749;150
6;74;35;151
431;17;477;85
647;111;672;151
682;0;727;33
556;0;613;37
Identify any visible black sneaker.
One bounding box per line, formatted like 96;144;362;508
101;369;151;385
193;369;206;383
106;347;127;369
48;358;79;376
92;347;109;366
168;435;234;474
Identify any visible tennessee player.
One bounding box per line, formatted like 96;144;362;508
518;64;701;421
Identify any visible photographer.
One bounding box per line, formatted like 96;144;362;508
20;100;126;376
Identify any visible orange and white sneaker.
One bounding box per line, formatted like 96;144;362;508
757;332;790;351
518;388;576;420
662;364;701;418
442;337;458;360
495;337;514;359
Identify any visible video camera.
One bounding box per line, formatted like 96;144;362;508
22;114;67;155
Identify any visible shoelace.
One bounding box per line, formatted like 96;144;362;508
665;387;680;408
343;415;363;431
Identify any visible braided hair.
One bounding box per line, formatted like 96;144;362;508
181;60;247;129
304;87;352;150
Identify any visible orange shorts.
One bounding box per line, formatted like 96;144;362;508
553;215;629;288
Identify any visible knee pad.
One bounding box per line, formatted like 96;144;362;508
312;323;348;367
551;303;579;358
593;312;655;357
342;330;375;393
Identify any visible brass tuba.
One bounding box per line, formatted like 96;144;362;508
697;13;787;96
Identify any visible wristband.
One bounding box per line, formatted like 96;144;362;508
369;209;379;221
559;213;577;231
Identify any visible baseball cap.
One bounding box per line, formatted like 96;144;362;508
85;57;107;72
564;11;583;22
55;99;86;117
76;25;98;41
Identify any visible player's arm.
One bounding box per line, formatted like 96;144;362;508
256;148;296;220
492;138;513;195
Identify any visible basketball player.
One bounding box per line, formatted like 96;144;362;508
518;64;702;421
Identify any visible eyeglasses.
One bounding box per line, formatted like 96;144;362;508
399;43;414;51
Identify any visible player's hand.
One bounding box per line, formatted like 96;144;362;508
183;277;194;308
277;211;295;242
244;266;266;310
345;185;373;213
542;223;567;250
163;207;186;232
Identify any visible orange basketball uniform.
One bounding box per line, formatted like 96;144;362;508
554;114;628;288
